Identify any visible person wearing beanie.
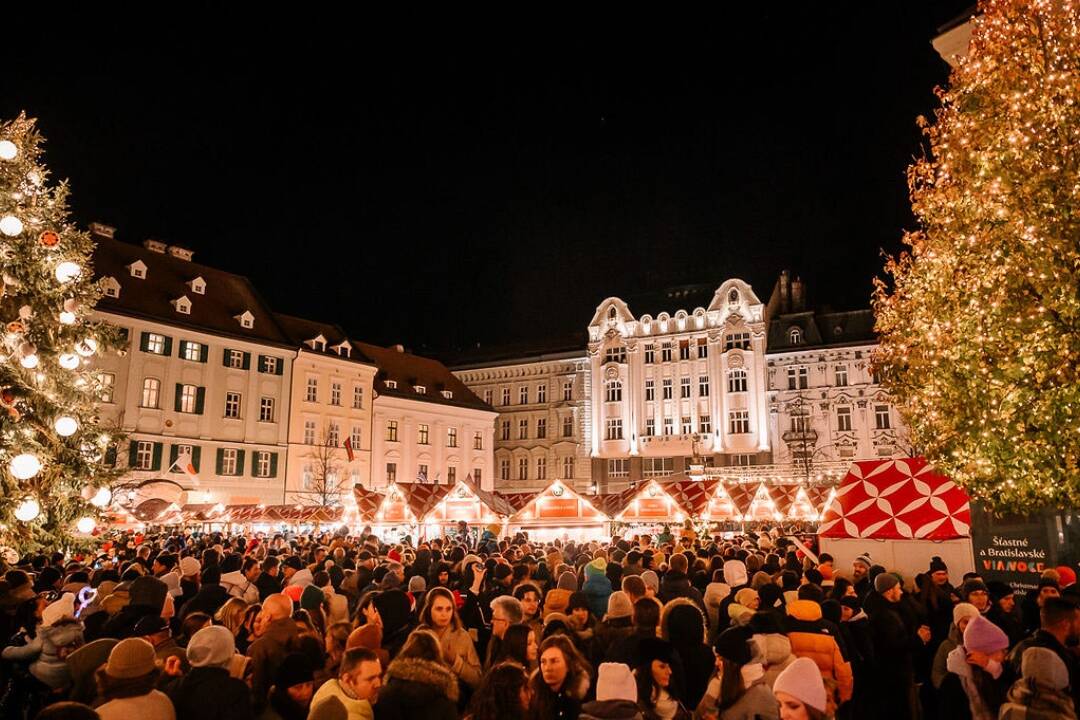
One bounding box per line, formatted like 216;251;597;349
164;625;252;720
632;637;689;720
583;557;613;620
1;592;83;690
783;596;853;713
931;602;980;690
544;571;577;618
960;578;991;614
267;652;316;720
1022;577;1062;636
593;591;636;666
697;626;778;719
579;662;641;720
300;584;326;614
999;647;1078;720
773;656;827;719
985;581;1025;646
919;556;957;659
852;553;873;600
283;555;314;590
95;638;174;720
1056;565;1077;589
942;614;1011;719
640;569;660;596
703;569;731;642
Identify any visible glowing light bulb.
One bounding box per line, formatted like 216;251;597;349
54;261;81;283
14;498;40;522
10;453;42;479
58;353;79;370
0;216;22;237
20;354;39;369
76;516;96;534
0;140;17;160
90;487;112;508
59;311;76;325
75;338;97;357
54;416;78;436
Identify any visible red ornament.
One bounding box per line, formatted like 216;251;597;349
39;231;59;247
6;320;24;334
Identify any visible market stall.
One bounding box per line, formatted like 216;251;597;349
818;457;974;587
421;477;517;539
600;479;690;538
508;479;609;542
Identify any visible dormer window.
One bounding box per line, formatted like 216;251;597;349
385;380;398;389
414;385;427;394
189;276;206;295
332;341;351;357
789;327;802;344
101;276;121;298
441;390;453;399
307;334;327;351
172;295;192;315
235;311;255;329
127;260;147;279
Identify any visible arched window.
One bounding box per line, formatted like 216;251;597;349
789;327;802;344
605;380;622;403
608;306;617;320
728;289;739;305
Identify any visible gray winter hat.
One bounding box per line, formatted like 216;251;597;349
1022;647;1069;690
187;625;235;668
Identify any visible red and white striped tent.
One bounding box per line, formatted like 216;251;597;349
510;480;609;527
818;457;972;540
598;479;689;523
423;476;517;527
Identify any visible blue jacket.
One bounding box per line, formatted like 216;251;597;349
582;575;613;619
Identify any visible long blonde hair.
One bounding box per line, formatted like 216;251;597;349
215;597;249;635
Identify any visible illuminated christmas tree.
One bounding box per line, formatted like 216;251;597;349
0;114;123;551
873;0;1080;510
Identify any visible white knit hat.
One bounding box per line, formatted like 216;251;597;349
187;625;235;668
596;663;636;702
41;592;76;628
773;656;827;712
179;556;201;577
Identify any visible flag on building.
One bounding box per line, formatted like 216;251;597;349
170;448;199;484
344;437;355;462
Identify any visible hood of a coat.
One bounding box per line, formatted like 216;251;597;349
704;582;731;607
787;599;822;622
754;632;793;666
661;596;707;643
723;560;748;587
385;657;460;702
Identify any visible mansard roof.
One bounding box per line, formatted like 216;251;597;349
92;237;292;347
767;308;877;352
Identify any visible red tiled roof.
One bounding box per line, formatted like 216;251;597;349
92;237;291;346
351;341;492;412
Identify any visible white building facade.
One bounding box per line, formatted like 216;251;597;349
452;351;592;494
91;229;295;506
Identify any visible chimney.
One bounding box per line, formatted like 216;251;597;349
792;276;806;312
167;245;194;261
143;239;167;253
89;222;115;240
391;344;405;353
778;269;790;313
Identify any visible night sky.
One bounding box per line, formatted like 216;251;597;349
4;5;972;357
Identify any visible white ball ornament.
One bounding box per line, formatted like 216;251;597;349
75;338;97;356
0;216;23;237
58;353;80;370
59;312;76;325
14;498;40;522
0;140;17;160
76;516;96;534
54;416;78;436
19;353;38;369
55;261;81;283
10;453;42;480
90;487;112;508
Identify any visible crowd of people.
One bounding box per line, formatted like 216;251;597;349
0;522;1078;720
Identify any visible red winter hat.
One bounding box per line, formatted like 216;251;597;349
387;549;402;563
1056;566;1076;588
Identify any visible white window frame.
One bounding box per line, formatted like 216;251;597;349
700;415;712;434
536;456;547;480
519;386;528;404
351;425;363;449
473;431;483;450
875;405;891;430
146;333;165;354
256;451;271;478
135;441;154;470
417;423;430;445
835;365;849;387
606;418;623;440
100;372;116;403
330;381;342;406
606;380;622;403
608;458;629;477
447;427;458;448
536;418;547;439
562;381;573;401
305;376;318;402
500;458;510;481
228;349;245;369
728;369;748;393
259;396;274;423
662;379;673;400
699;376;710;397
729;410;750;434
304;420;316;445
537;384;547;403
562;456;574;479
680;377;691;399
328;422;340;446
837;406;852;432
182;341;202;361
221;448;238;475
518;457;528;480
645;380;655;401
353;385;364;409
386;420;398;442
222;391;241;418
263;356;279;374
562;415;573;437
519;418;528;440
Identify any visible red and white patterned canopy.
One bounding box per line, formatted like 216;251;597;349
818;457;971;539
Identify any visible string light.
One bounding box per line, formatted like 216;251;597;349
54;261;81;283
54;416;78;437
0;216;22;236
75;516;96;533
0;140;17;160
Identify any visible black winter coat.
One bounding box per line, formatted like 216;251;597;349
165;666;254;720
864;591;923;720
373;657;459;720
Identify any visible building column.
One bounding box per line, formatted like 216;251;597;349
587;344;602;456
707;331;724;451
752;331;770;451
626;340;640;455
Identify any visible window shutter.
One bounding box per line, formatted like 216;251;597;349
151;442;163;470
139;332;150;352
236;450;246;476
162;336;173;356
104;445;117;467
195;387;206;415
257;355;267;373
198;345;207;363
118;328;130;343
223;348;232;366
269;453;278;478
275;358;284;376
192;446;201;472
174;384;183;412
242;352;251;370
215;448;224;474
128;440;138;467
178;340;188;358
168;444;179;471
